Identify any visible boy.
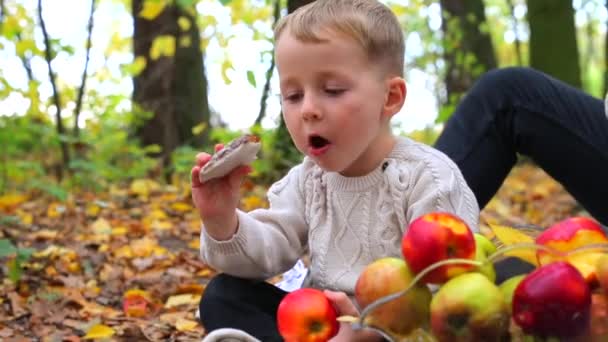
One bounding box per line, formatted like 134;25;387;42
191;0;479;341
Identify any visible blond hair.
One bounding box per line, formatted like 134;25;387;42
274;0;405;77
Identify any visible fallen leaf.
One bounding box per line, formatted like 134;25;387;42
83;324;115;339
164;294;201;308
175;318;198;332
488;223;538;266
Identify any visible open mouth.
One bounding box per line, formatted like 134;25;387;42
308;135;331;156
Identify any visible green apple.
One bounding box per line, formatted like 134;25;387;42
498;274;526;314
473;234;497;282
430;272;510;342
474;233;497;256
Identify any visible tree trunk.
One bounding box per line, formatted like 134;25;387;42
132;0;210;165
526;0;581;88
270;0;315;172
440;0;497;103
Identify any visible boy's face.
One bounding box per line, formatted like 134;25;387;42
276;30;403;176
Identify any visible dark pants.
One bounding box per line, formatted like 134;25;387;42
435;67;608;225
199;274;287;341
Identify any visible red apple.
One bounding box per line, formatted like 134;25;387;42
277;288;339;342
402;212;476;284
536;216;608;283
512;261;592;339
354;257;431;337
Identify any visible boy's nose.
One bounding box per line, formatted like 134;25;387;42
301;96;322;121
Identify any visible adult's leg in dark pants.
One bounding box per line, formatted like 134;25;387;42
435;67;608;225
199;273;287;341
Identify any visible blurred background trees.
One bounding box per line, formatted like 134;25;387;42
0;0;605;195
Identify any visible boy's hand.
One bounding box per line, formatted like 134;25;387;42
191;144;252;240
324;290;384;342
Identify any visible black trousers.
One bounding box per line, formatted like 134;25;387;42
435;67;608;225
198;261;531;339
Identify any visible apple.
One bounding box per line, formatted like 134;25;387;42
512;261;592;339
430;272;510;342
498;274;525;314
277;288;339;342
536;216;608;283
402;212;476;284
474;233;497;256
354;257;432;337
597;253;608;294
473;234;497;282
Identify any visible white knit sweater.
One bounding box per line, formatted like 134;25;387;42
200;136;479;294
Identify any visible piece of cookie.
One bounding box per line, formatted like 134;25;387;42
199;134;261;183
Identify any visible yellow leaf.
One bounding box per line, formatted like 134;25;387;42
91;218;112;234
130;179;160;198
124;288;152;302
131;237;157;257
221;59;233;84
139;0;166;20
488;223;538;266
175;318;198;332
178;16;191;31
164;294;201;308
111;226;128;236
171;202;192;212
188;238;200;250
241;195;265;211
150;35;176;60
179;36;192;47
16;210;33;225
46;202;65;218
192;122;207;135
151;220;173;231
83;324;115;339
86;203;101;217
127;55;147;76
0;193;28;210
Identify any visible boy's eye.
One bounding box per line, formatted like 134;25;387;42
325;88;345;96
282;92;303;102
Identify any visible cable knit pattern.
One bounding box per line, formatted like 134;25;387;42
200;136;479;294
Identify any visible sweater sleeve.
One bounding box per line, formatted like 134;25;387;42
405;153;480;232
199;164;309;280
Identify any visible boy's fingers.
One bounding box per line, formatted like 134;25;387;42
227;165;252;188
323;290;358;316
191;165;202;187
196;152;212;166
214;143;224;152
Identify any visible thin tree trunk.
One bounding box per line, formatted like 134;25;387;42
38;0;70;179
132;0;210;166
73;0;96;138
16;33;34;82
527;0;581;88
440;0;497;103
255;0;280;126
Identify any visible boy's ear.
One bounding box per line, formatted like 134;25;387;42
383;77;406;118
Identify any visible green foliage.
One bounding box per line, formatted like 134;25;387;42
0;239;35;283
